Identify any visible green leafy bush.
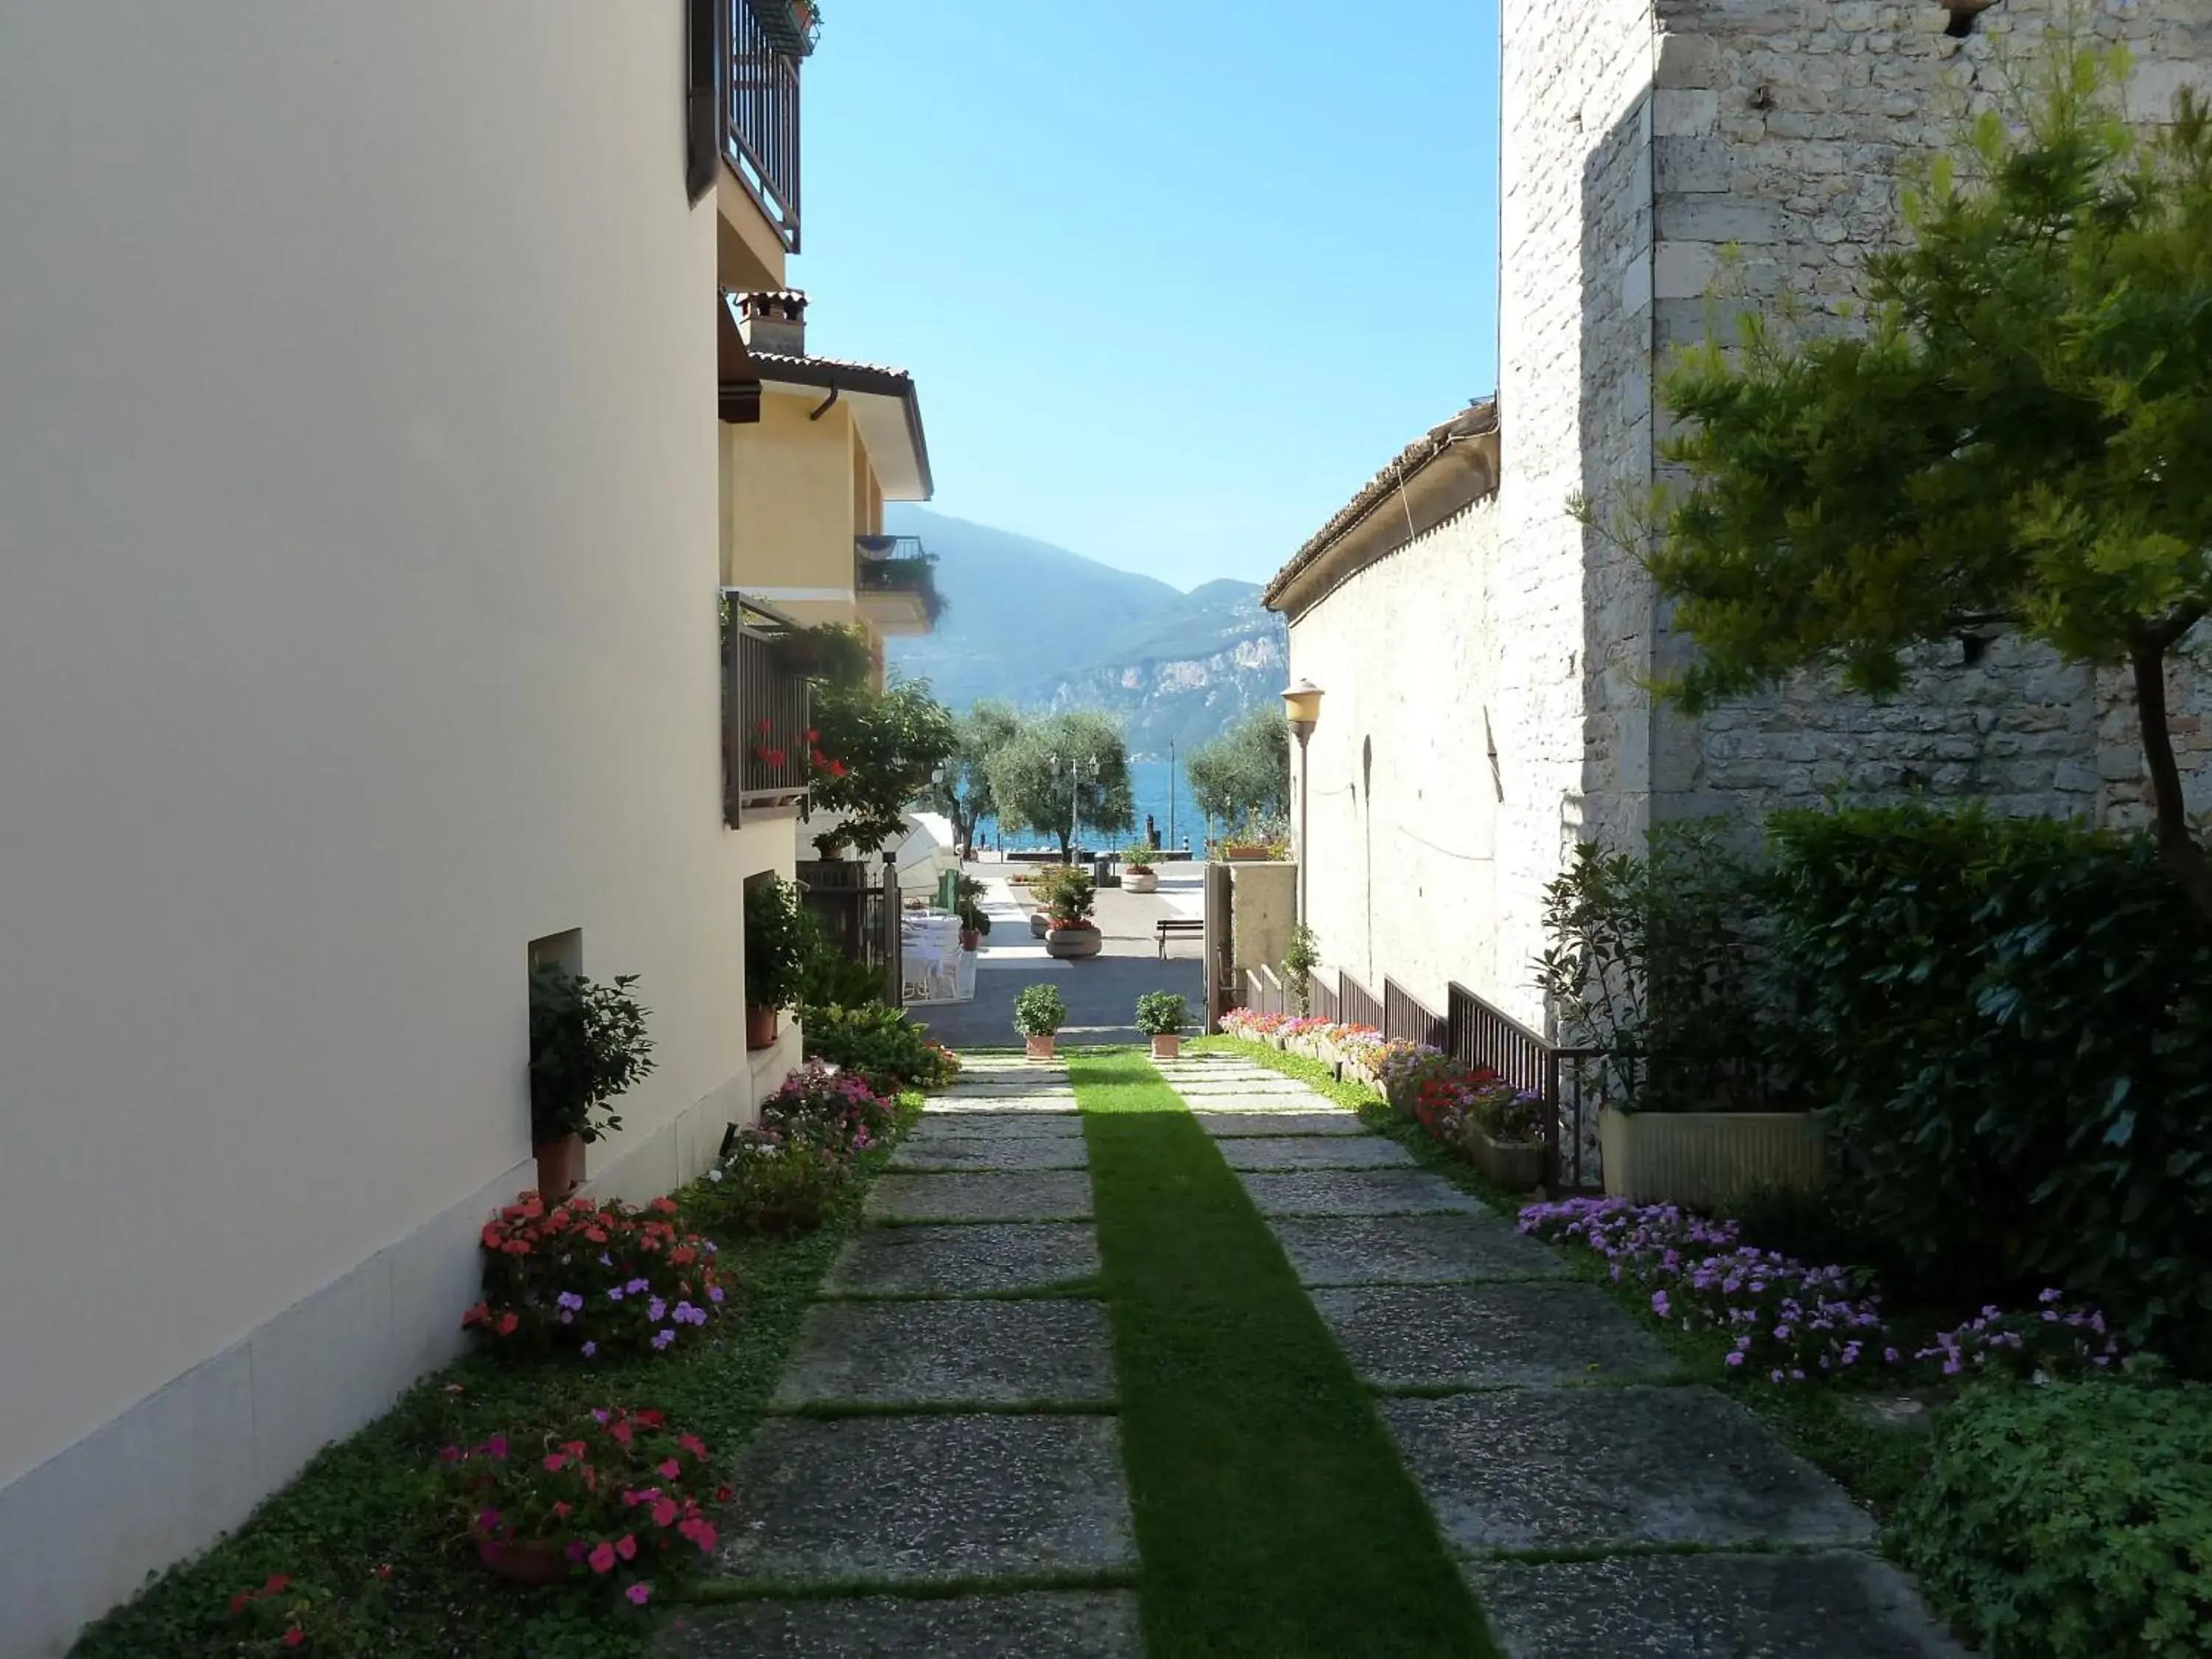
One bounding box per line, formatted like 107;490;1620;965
696;1124;853;1237
742;876;810;1012
801;1001;959;1091
793;906;883;1010
1134;992;1188;1036
1014;983;1066;1037
1764;804;2212;1366
1531;822;1773;1113
527;967;655;1144
1893;1382;2212;1659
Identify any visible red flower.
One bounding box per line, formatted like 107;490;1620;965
754;719;771;734
636;1410;667;1427
827;759;847;778
282;1631;306;1650
228;1591;253;1614
495;1312;519;1337
804;728;819;742
262;1576;290;1596
678;1433;708;1458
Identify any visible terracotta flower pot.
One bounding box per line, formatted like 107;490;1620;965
476;1532;574;1587
1150;1033;1182;1060
532;1133;583;1200
745;1004;779;1051
1025;1034;1057;1060
960;927;981;951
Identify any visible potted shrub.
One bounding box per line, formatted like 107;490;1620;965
1026;865;1069;938
743;876;807;1051
1014;982;1067;1059
1460;1079;1548;1192
1135;991;1188;1059
1123;859;1160;894
1043;868;1102;960
956;899;992;952
527;967;655;1199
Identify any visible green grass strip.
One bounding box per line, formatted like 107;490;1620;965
1070;1049;1499;1658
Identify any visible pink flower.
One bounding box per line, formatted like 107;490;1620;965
615;1534;638;1561
543;1453;566;1472
651;1496;679;1528
625;1582;653;1605
588;1541;617;1574
658;1458;681;1479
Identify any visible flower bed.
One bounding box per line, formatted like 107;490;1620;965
1519;1197;2126;1386
437;1405;723;1606
463;1194;726;1359
760;1060;897;1155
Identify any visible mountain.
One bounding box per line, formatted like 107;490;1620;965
883;507;1288;757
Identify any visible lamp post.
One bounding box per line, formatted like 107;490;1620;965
1049;752;1099;863
1281;679;1324;923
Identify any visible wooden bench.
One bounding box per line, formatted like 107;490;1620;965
1155;917;1203;958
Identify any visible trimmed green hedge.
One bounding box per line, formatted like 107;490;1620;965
1761;805;2212;1367
1893;1382;2212;1659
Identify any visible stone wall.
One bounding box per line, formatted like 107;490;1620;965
1494;0;1663;1031
1639;0;2212;831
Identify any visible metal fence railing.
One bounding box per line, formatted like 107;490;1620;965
1447;982;1608;1192
1338;972;1383;1031
720;592;811;828
1382;977;1447;1048
1309;970;1339;1023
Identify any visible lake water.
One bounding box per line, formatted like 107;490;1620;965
970;758;1202;854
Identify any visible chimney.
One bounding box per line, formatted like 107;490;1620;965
731;289;807;358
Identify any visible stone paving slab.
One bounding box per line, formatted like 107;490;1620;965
1464;1551;1970;1658
1270;1214;1572;1286
824;1223;1101;1297
663;1590;1146;1658
1215;1135;1417;1172
1238;1169;1482;1217
1310;1283;1676;1388
891;1136;1091;1172
868;1172;1093;1222
1380;1387;1875;1553
1163;1080;1317;1095
906;1113;1086;1141
773;1299;1115;1406
1193;1110;1366;1137
715;1414;1137;1584
922;1097;1080;1116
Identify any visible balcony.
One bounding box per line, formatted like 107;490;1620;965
721;591;813;827
727;0;806;253
854;535;944;636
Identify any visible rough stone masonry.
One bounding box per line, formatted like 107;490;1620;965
1499;0;2212;855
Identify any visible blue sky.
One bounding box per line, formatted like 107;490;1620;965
797;0;1501;591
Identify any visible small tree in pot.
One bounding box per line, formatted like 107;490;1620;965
743;876;808;1050
1135;991;1188;1060
1043;868;1101;960
527;967;655;1198
1014;983;1068;1060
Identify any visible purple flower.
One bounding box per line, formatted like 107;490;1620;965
607;1286;625;1302
653;1329;676;1351
647;1298;667;1323
626;1278;651;1295
581;1341;598;1358
707;1285;725;1304
555;1291;585;1312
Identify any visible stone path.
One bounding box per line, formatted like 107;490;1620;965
667;1051;1968;1658
666;1056;1144;1658
1146;1052;1969;1659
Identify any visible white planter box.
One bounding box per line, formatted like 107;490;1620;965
1600;1110;1824;1211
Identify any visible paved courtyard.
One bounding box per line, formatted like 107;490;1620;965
905;858;1203;1048
662;1051;1968;1658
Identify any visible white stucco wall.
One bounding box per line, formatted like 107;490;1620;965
1288;501;1517;1022
0;5;787;1649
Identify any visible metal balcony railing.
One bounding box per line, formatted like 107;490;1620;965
728;0;803;251
720;591;812;826
854;535;943;622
